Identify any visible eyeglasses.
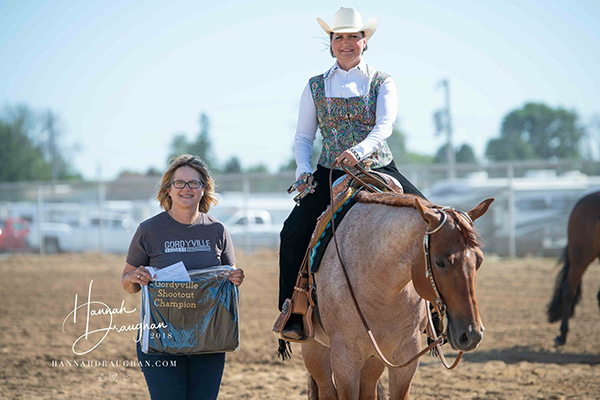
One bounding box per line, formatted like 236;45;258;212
171;180;204;189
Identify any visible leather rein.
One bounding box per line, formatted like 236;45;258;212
327;162;465;370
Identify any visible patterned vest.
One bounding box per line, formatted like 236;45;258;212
309;69;394;170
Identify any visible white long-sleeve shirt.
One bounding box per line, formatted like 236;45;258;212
294;59;397;179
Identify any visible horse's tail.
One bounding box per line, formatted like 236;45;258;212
547;246;582;322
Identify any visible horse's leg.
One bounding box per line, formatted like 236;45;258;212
387;333;421;400
302;340;338;400
388;359;420;400
387;359;419;400
557;242;593;345
597;253;600;313
329;342;364;400
358;357;385;400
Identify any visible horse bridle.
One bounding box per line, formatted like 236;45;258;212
326;163;471;370
423;207;474;334
421;207;474;369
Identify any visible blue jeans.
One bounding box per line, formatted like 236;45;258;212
137;344;226;400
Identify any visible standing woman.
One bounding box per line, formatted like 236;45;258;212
121;154;244;400
279;7;424;339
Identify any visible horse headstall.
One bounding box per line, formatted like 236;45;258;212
422;206;474;335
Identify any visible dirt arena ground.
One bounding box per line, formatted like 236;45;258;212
0;251;599;399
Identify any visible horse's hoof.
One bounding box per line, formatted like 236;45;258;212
554;336;566;346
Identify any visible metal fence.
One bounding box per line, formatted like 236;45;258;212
1;159;599;257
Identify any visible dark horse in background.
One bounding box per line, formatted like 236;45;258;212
548;190;600;345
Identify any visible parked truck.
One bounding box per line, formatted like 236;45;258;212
0;217;30;251
26;213;137;253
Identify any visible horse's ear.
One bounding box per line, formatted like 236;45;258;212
467;198;494;222
414;198;439;225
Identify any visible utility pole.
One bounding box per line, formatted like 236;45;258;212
44;111;59;194
434;78;456;179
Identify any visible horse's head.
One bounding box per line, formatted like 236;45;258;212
412;198;494;352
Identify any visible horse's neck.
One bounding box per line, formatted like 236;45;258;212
344;203;426;300
385;206;426;287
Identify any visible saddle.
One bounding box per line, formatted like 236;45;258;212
273;170;403;343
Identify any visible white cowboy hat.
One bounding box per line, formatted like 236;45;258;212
317;7;378;40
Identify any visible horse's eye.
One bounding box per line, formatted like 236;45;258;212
435;260;446;269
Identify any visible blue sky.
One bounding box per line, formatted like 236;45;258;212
1;0;599;179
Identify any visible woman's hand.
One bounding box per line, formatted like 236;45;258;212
122;263;155;293
297;172;314;193
127;266;154;286
335;149;360;167
228;268;245;286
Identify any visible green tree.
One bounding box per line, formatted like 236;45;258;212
583;114;600;160
387;125;407;160
485;102;585;161
39;110;79;181
434;144;450;164
223;156;242;174
247;163;269;173
280;121;435;171
435;143;478;163
0;105;80;182
389;124;434;164
279;155;296;172
456;144;478;163
168;112;217;168
485;136;536;161
0;120;49;182
169;134;190;160
146;167;162;177
279;140;323;173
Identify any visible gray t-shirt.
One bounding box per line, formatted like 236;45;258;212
126;211;235;270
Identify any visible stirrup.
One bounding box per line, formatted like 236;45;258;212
281;314;304;340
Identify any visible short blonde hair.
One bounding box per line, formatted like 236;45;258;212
156;154;218;213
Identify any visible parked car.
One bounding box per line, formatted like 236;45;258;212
0;217;30;251
213;209;282;249
26;213;137;254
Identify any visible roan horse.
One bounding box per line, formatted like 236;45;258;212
302;191;493;399
548;190;600;346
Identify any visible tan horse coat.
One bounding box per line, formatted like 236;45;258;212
302;195;493;400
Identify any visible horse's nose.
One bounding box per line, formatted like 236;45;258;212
458;325;484;351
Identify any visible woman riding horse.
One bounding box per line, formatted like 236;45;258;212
279;6;424;339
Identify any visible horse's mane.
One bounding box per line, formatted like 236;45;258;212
355;191;433;208
355;191;481;247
